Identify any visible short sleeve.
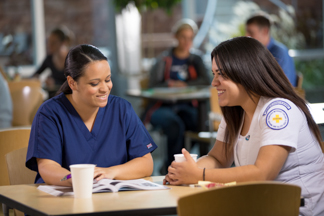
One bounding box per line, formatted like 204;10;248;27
216;118;226;143
124;102;157;160
259;99;303;150
26;104;63;172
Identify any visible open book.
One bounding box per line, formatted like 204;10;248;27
38;179;169;196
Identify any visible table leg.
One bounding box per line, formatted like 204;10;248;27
2;203;9;216
197;100;209;155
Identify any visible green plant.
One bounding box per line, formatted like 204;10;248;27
295;59;324;89
113;0;181;13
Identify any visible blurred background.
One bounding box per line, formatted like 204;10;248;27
0;0;323;111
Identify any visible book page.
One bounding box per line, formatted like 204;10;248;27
96;179;168;192
37;179;168;196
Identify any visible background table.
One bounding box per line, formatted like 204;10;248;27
0;176;204;216
127;86;211;155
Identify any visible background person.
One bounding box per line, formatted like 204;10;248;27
26;44;157;186
245;13;297;87
0;72;12;128
164;37;324;216
144;19;210;174
32;27;72;91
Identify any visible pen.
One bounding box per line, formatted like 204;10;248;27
60;174;71;181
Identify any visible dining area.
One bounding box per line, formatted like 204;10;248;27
0;81;309;216
0;79;307;216
1;0;324;215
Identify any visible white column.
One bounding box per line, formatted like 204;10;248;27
31;0;46;66
182;0;196;20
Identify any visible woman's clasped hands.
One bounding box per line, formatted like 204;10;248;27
163;148;202;185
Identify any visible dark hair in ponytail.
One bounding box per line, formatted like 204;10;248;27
56;44;107;95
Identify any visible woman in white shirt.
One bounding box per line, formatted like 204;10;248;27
164;37;324;216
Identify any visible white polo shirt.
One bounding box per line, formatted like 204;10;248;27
217;97;324;216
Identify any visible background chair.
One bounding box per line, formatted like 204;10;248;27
0;128;31;186
4;147;36;216
5;147;36;185
294;72;305;99
0;128;33;216
8;80;44;126
185;87;222;153
177;181;301;216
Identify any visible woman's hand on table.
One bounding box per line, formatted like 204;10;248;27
94;167;118;181
163;148;202;185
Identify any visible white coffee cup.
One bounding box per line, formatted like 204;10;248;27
174;154;198;162
70;164;96;199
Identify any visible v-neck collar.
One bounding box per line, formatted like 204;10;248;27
240;97;263;137
59;93;105;141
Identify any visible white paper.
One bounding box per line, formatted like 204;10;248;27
38;179;169;196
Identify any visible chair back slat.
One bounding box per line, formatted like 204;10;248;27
0;128;31;186
177;181;301;216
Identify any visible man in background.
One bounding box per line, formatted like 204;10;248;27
246;13;297;87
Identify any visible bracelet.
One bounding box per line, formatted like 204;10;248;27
203;168;206;181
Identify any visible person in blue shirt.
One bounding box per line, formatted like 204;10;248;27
0;72;12;128
245;13;297;87
26;44;157;186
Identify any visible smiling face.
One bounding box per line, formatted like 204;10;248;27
69;60;112;109
211;58;247;107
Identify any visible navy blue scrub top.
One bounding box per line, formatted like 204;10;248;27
26;93;157;183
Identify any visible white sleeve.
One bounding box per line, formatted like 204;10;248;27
259;99;304;151
216;117;226;143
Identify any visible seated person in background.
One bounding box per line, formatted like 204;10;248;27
32;27;71;90
0;72;12;128
26;44;157;185
164;37;324;215
245;13;297;87
145;19;210;174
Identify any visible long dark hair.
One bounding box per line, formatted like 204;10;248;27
211;37;323;154
56;44;107;95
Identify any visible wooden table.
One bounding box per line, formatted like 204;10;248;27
0;176;204;216
127;86;211;154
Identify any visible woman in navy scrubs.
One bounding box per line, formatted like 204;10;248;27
26;44;157;186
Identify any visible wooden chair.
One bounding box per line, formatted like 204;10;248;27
0;128;32;216
5;147;36;185
8;80;44;126
5;147;36;216
294;72;305;99
0;128;31;186
177;181;301;216
185;87;222;152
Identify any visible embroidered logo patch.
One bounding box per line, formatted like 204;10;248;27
266;108;289;130
245;135;250;141
263;100;291;116
146;143;153;149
